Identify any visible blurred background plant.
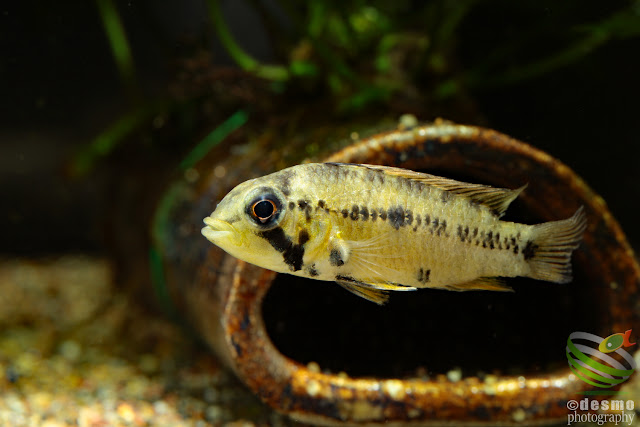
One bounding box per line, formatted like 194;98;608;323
70;0;640;176
2;0;639;255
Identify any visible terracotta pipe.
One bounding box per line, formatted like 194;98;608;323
151;119;639;425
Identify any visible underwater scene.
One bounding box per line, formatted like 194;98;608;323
2;1;640;426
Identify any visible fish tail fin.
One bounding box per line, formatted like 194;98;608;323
526;206;587;284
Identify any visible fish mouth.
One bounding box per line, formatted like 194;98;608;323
201;217;234;242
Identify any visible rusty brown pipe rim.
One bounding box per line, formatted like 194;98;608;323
183;120;639;425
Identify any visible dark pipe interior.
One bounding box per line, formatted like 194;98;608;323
263;175;602;379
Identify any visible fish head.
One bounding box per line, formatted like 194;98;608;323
201;174;297;270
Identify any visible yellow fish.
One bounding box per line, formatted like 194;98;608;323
201;163;587;304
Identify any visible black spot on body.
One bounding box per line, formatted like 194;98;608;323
307;264;319;277
341;209;349;218
438;220;447;236
288;201;296;210
406;210;413;225
330;249;345;267
298;230;310;245
318;200;326;209
457;225;469;242
523;240;539;260
441;191;452;203
284;246;305;272
360;206;369;220
388;206;405;230
258;227;307;272
278;172;293;196
486;231;494;249
431;218;439;234
413;215;422;231
371;210;378;221
297;200;313;222
259;227;290;252
350;205;359;220
379;209;387;221
417;268;431;284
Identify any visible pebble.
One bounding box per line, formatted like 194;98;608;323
447;367;462;382
205;404;223;421
511;408;527;422
306;361;320;373
59;340;81;362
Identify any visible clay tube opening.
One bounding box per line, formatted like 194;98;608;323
262;181;601;380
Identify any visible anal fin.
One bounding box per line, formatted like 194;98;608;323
445;277;513;292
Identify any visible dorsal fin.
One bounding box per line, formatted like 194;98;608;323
332;163;526;218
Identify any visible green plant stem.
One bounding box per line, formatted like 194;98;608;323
178;110;249;171
95;0;138;98
70;104;158;177
206;0;289;81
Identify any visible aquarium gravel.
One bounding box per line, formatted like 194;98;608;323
0;256;296;426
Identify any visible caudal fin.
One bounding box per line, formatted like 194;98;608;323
527;206;587;284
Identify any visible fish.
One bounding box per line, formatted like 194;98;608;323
201;163;587;304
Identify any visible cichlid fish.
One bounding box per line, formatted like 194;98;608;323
201;163;587;304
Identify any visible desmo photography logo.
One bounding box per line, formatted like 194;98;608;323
566;398;635;425
566;330;636;390
565;330;637;425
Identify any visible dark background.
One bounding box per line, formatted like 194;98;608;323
2;0;639;256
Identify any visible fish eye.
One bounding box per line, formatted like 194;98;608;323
246;190;283;228
252;199;277;223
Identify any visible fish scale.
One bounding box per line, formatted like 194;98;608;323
290;164;517;287
202;162;587;304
